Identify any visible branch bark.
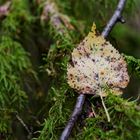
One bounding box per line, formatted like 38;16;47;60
60;94;85;140
101;0;126;37
60;0;127;140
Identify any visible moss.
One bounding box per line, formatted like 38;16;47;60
77;92;140;140
0;0;35;137
125;55;140;77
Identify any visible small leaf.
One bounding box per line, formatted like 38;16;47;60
67;23;129;96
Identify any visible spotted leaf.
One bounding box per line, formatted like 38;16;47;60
67;23;129;96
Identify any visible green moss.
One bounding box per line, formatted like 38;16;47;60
36;10;78;139
125;55;140;77
78;93;140;140
0;0;35;137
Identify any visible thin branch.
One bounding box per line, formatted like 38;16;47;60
60;94;86;140
60;0;127;139
101;0;126;38
16;114;32;139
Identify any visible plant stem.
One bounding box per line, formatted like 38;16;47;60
100;94;110;122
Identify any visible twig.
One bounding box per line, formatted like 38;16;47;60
101;0;126;38
60;0;126;139
60;94;85;140
16;114;32;139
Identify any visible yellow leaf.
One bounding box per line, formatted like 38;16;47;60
67;23;129;96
